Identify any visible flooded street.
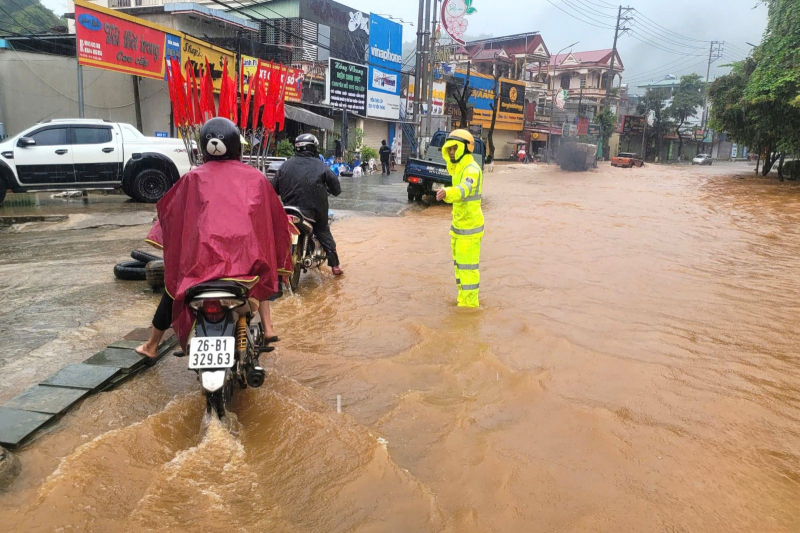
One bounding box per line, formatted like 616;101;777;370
2;162;800;531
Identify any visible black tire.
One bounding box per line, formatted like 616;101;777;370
0;179;6;205
408;192;415;202
289;245;302;292
131;249;162;263
114;260;147;281
415;191;424;202
131;169;170;203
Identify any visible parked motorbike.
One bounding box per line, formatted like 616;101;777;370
182;280;270;418
284;206;333;292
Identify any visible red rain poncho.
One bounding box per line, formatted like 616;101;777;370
146;160;291;347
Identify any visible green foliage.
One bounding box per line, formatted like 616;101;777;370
0;0;64;34
347;127;365;153
275;139;295;158
361;146;378;163
746;0;800;107
595;108;615;146
668;74;705;126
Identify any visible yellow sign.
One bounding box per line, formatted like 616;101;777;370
181;34;234;94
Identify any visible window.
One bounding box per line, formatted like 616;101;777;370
580;75;586;88
74;127;112;145
30;127;68;146
560;75;571;90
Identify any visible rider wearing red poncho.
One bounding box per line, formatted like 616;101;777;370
136;118;291;357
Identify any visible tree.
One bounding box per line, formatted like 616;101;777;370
451;63;474;129
0;0;65;34
487;68;501;164
637;90;674;161
595;107;615;157
667;74;705;161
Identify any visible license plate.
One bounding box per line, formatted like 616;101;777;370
432;182;444;191
188;337;235;369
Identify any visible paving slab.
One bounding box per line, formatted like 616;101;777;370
41;364;121;391
4;386;89;415
0;408;55;449
82;347;146;373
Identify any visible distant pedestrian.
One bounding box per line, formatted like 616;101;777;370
379;140;391;175
390;137;400;171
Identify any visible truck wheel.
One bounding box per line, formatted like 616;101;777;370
415;192;424;202
0;179;6;205
408;192;415;202
131;169;170;203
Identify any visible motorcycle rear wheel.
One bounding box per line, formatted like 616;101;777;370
206;381;233;419
289;246;302;292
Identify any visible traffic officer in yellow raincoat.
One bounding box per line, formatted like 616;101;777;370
435;129;484;307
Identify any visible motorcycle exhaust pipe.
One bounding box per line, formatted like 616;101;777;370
246;366;265;388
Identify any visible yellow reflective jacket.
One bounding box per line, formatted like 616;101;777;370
443;153;484;238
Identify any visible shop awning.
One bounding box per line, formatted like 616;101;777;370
284;105;334;131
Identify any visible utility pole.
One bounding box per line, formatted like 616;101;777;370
423;0;439;141
701;41;723;130
600;5;631;160
603;5;631;109
412;0;425;155
418;0;432;153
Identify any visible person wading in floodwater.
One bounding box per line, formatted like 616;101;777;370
435;129;485;308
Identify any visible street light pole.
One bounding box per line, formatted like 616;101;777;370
545;41;578;164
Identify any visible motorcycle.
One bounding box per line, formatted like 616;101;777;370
182;280;271;418
284;206;332;292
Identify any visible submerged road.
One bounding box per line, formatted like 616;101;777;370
1;162;799;532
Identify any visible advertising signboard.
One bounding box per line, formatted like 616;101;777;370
406;75;446;115
241;55;304;102
75;0;168;79
164;33;181;80
621;115;646;135
367;14;402;119
182;34;235;94
327;58;368;115
453;69;525;131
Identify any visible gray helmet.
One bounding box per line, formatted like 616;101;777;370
294;133;319;156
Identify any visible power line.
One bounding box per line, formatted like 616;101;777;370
565;0;617;18
624;54;710;82
546;0;616;30
4;0;56;30
629;19;709;52
626;30;707;56
631;8;712;44
576;0;617;11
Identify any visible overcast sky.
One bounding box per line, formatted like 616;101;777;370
346;0;768;94
43;0;768;94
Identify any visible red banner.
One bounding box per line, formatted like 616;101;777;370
242;56;304;103
75;0;166;79
577;117;589;137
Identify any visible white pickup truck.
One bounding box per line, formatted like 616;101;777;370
0;119;192;204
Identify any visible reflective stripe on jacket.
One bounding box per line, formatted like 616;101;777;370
443;154;484;238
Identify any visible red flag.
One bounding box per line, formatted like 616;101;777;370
264;62;280;131
242;69;256;130
221;58;237;122
171;60;191;127
201;57;216;121
165;58;184;128
186;61;203;126
275;64;289;132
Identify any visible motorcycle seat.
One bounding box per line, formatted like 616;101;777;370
284;206;315;224
186;280;250;301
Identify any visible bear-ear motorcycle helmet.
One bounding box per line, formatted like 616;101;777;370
200;117;242;161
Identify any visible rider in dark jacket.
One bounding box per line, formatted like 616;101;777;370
272;134;344;275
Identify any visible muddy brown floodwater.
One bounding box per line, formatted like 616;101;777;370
2;162;800;532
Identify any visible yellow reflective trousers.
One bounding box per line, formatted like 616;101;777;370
452;235;482;307
443;153;484;307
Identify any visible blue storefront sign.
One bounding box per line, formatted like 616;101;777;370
164;33;181;81
367;14;402;120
